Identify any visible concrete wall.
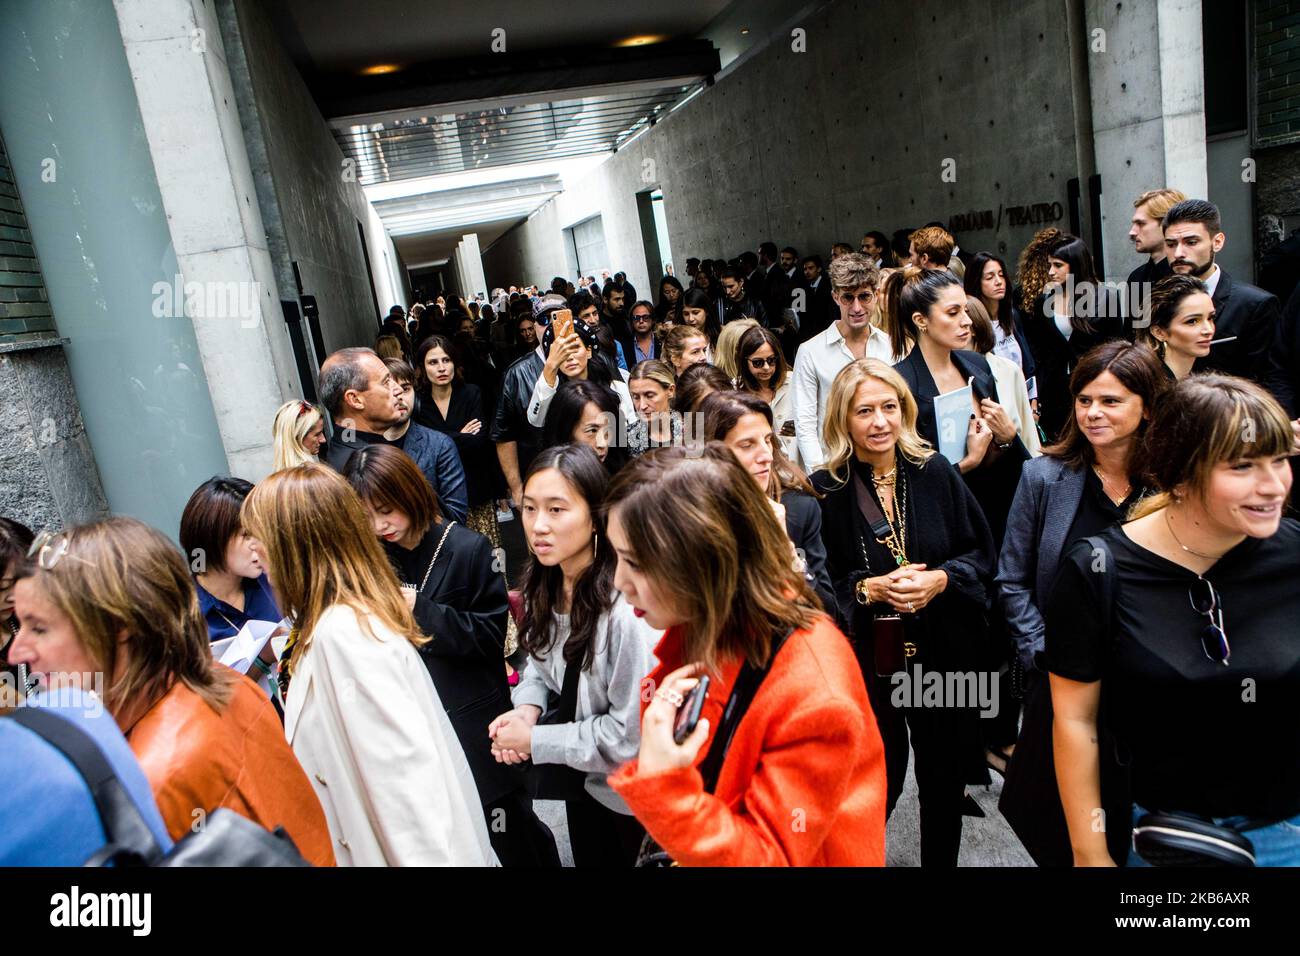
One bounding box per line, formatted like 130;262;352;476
484;0;1083;293
222;0;408;356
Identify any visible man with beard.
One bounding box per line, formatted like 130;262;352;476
1163;199;1286;397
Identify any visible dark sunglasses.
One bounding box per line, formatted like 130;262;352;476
749;356;779;368
1188;576;1230;666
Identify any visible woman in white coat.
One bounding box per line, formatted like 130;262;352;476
241;464;497;867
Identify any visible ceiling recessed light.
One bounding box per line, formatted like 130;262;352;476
360;63;401;76
615;34;666;47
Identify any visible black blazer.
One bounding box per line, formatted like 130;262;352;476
780;489;835;614
798;277;836;342
418;382;504;507
1197;269;1285;393
386;519;523;805
894;348;1029;548
1021;293;1118;442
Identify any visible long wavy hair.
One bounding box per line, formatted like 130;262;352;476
517;444;616;670
17;517;235;719
821;359;934;487
964;252;1016;336
240;464;426;681
604;443;822;672
1016;227;1066;313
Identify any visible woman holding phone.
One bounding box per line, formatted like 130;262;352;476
605;443;887;866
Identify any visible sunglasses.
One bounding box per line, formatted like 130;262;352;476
1188;576;1230;666
26;530;91;571
838;290;877;305
749;356;778;368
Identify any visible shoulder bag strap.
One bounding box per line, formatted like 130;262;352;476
11;708;162;862
697;629;795;793
850;470;894;540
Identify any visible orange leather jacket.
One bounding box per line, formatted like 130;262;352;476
125;669;335;867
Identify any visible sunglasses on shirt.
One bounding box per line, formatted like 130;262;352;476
1188;576;1230;666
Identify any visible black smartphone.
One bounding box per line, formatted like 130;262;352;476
672;675;711;744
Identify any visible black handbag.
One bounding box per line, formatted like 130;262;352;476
1132;811;1260;867
635;630;793;867
12;707;310;867
524;649;590;801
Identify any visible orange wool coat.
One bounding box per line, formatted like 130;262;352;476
125;670;335;867
609;614;887;866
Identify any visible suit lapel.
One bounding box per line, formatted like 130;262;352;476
1039;462;1086;585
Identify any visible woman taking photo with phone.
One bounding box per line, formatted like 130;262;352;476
810;359;996;866
342;444;559;867
488;444;658;867
605;443;887;866
241;465;497;866
527;316;634;428
1047;374;1300;866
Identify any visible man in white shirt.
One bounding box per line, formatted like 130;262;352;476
792;253;898;470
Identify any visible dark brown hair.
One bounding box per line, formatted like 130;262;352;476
179;476;254;574
736;325;788;392
1042;340;1169;485
604;443;821;671
673;362;733;413
341;444;442;540
880;264;964;359
699;390;816;498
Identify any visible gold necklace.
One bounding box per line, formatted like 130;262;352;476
1093;465;1130;504
1164;508;1226;560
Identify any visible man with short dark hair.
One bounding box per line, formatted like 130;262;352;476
319;348;468;522
597;286;632;371
861;231;890;270
612;271;637;307
1163;198;1284;394
740;250;765;304
780;246;799;279
796;255;836;342
492;293;566;505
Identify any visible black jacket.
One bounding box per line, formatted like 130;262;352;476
1021;292;1121;443
386;519;523;805
780;489;835;614
797;276;837;342
416;382;505;506
1196;269;1285;398
893;348;1028;548
490;348;546;474
1124;257;1173;340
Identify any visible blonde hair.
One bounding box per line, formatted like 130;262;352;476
714;318;758;380
663;324;710;371
628;358;676;394
375;335;403;360
20;517;234;719
240;465;426;680
272;400;324;471
1130;374;1294;519
822;359;934;486
1134;187;1187;221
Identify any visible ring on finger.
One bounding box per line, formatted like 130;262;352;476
654;689;685;707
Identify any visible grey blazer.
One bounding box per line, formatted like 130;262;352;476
995;456;1086;668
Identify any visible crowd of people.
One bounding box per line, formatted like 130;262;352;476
2;191;1299;868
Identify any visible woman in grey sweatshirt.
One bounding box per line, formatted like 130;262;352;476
488;444;660;866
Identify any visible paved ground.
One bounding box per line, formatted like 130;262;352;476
536;753;1034;866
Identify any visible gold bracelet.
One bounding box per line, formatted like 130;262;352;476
855;577;872;605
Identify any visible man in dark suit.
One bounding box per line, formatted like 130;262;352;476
796;255;836;342
740;250;765;305
1124;188;1185;337
1163;199;1287;401
758;240;795;354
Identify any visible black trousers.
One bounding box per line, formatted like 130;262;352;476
866;670;968;868
483;789;561;867
565;792;645;868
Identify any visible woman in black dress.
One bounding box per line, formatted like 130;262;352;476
342;444;560;868
811;358;996;866
1047;375;1300;866
414;334;506;546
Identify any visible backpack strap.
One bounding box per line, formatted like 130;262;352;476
11;707;162;863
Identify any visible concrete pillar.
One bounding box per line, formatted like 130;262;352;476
459;233;488;301
114;0;300;480
1085;0;1207;280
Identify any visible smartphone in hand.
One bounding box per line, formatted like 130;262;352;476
672;675;711;744
553;308;574;340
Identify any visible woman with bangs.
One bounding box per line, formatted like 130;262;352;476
240;464;497;866
810;359;996;866
1047;375;1300;866
8;517;334;865
605;443;887;866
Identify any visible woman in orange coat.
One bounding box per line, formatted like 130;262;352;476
604;443;887;866
10;517;334;866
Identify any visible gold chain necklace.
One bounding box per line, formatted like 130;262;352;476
1093;465;1130;504
1165;508;1226;560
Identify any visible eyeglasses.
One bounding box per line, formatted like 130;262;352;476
26;530;90;571
1188;576;1230;666
749;356;779;368
838;290;877;305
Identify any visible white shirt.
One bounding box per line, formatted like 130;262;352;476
1203;264;1221;299
527;369;635;428
791;321;897;470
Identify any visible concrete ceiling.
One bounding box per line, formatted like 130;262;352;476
262;0;740;266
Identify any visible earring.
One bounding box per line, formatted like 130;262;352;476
1156;338;1167;360
592;533;599;557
